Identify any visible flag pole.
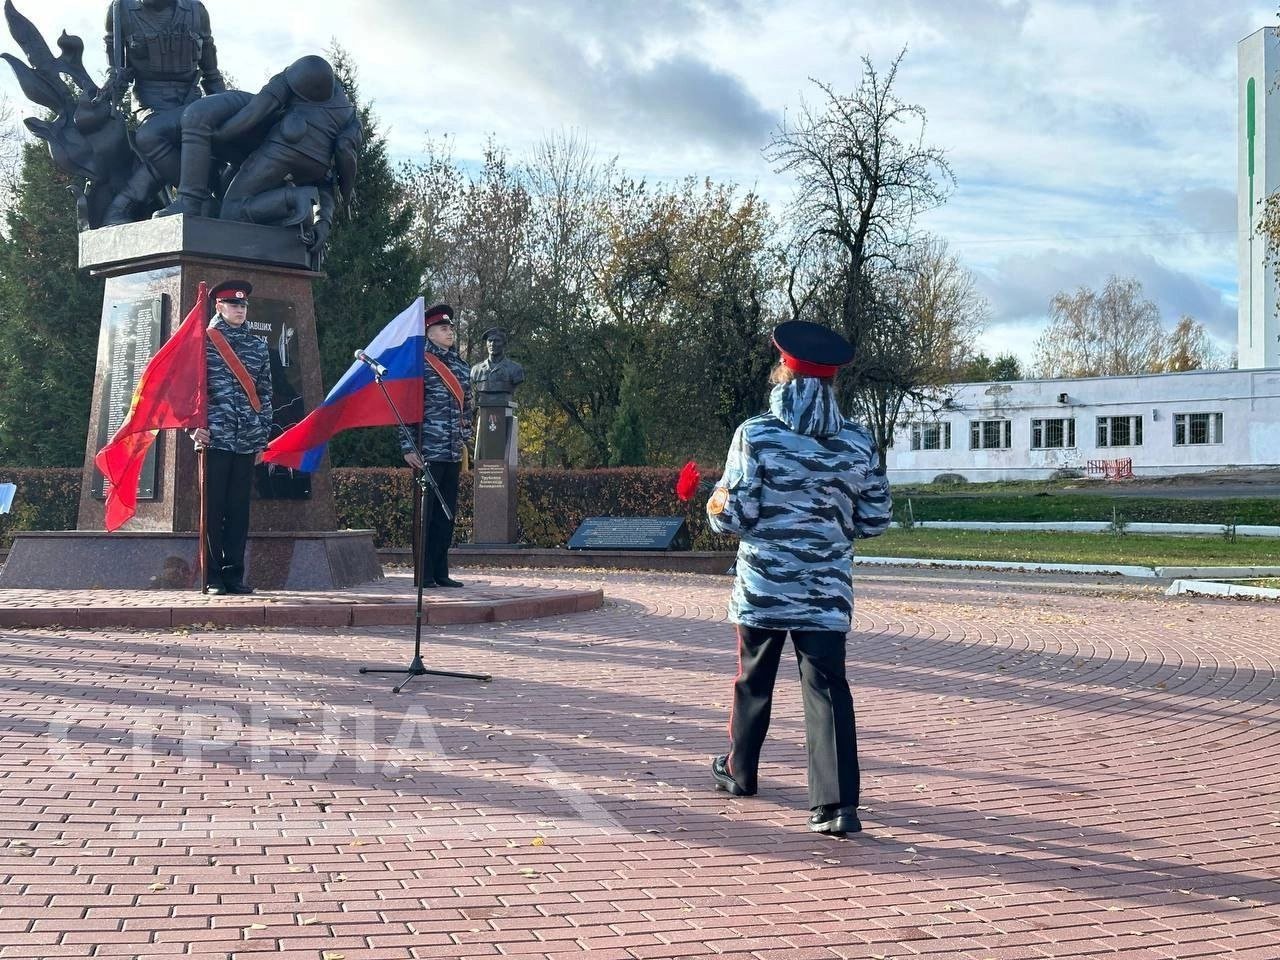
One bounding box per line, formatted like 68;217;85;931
197;445;207;593
359;370;489;692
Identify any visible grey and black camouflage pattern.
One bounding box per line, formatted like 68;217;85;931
401;341;474;463
707;377;892;632
205;317;273;454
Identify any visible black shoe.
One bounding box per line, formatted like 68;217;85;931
153;193;207;218
203;582;227;596
436;577;465;588
223;582;255;595
711;755;755;797
808;805;862;835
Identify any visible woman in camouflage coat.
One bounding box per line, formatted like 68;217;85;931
707;321;892;835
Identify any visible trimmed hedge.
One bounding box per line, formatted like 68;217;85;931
0;466;730;551
332;466;733;550
7;468;1280;552
13;465;1273;551
907;494;1280;526
515;467;733;551
0;468;80;550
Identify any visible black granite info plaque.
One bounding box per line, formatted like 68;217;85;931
247;298;311;500
567;516;690;551
91;295;165;500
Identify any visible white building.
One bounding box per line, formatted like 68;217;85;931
887;368;1280;483
885;28;1280;484
1239;27;1280;369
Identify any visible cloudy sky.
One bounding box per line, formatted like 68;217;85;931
0;0;1270;362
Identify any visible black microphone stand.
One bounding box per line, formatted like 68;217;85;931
358;364;491;693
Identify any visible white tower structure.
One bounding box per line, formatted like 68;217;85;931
1239;28;1280;369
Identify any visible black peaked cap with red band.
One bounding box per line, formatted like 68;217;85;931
210;280;253;303
772;320;854;377
424;302;455;328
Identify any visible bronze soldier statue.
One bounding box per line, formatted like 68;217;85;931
158;54;360;254
3;0;360;255
215;55;361;253
101;0;225;224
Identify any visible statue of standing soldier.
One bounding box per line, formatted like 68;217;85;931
100;0;226;224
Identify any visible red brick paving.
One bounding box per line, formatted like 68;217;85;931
0;566;1277;958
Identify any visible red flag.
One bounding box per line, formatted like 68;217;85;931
94;282;210;532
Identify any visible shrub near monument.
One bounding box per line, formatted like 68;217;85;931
0;469;80;550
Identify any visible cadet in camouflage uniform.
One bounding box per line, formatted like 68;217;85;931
400;303;473;588
707;321;892;836
190;280;273;595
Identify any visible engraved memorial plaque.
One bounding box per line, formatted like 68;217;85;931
91;296;165;500
476;463;505;490
567;516;691;551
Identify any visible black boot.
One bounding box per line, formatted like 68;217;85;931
154;192;209;218
807;805;861;835
102;166;160;226
711;755;755;796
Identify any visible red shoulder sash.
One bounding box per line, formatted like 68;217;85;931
425;352;464;411
206;327;262;413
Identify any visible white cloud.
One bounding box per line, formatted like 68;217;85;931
0;0;1271;357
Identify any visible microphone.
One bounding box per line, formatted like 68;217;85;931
353;349;387;378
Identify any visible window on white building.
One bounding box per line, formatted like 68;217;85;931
910;422;951;451
1173;412;1223;446
1031;418;1076;449
1096;415;1143;447
970;419;1012;450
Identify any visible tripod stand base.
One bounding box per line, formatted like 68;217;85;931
360;655;491;693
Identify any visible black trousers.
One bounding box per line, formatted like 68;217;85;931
203;449;255;587
418;460;460;584
727;625;860;810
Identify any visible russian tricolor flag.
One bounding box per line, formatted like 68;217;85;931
262;298;425;471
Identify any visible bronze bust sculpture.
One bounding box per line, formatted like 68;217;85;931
470;328;524;402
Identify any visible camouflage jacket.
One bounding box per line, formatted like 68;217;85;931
400;341;473;463
707;378;892;632
205;318;273;454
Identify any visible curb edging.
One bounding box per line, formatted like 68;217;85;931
0;588;605;630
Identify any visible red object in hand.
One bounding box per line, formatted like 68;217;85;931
676;461;702;502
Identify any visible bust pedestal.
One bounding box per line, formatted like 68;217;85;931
472;398;518;545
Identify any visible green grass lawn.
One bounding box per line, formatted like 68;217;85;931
867;528;1280;567
893;494;1280;526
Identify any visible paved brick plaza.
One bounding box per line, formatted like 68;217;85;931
0;567;1277;959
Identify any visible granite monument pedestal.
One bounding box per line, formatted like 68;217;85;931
0;217;381;590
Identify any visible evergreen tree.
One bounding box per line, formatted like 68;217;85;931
0;141;104;466
957;351;1021;382
607;362;647;466
315;47;429;467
